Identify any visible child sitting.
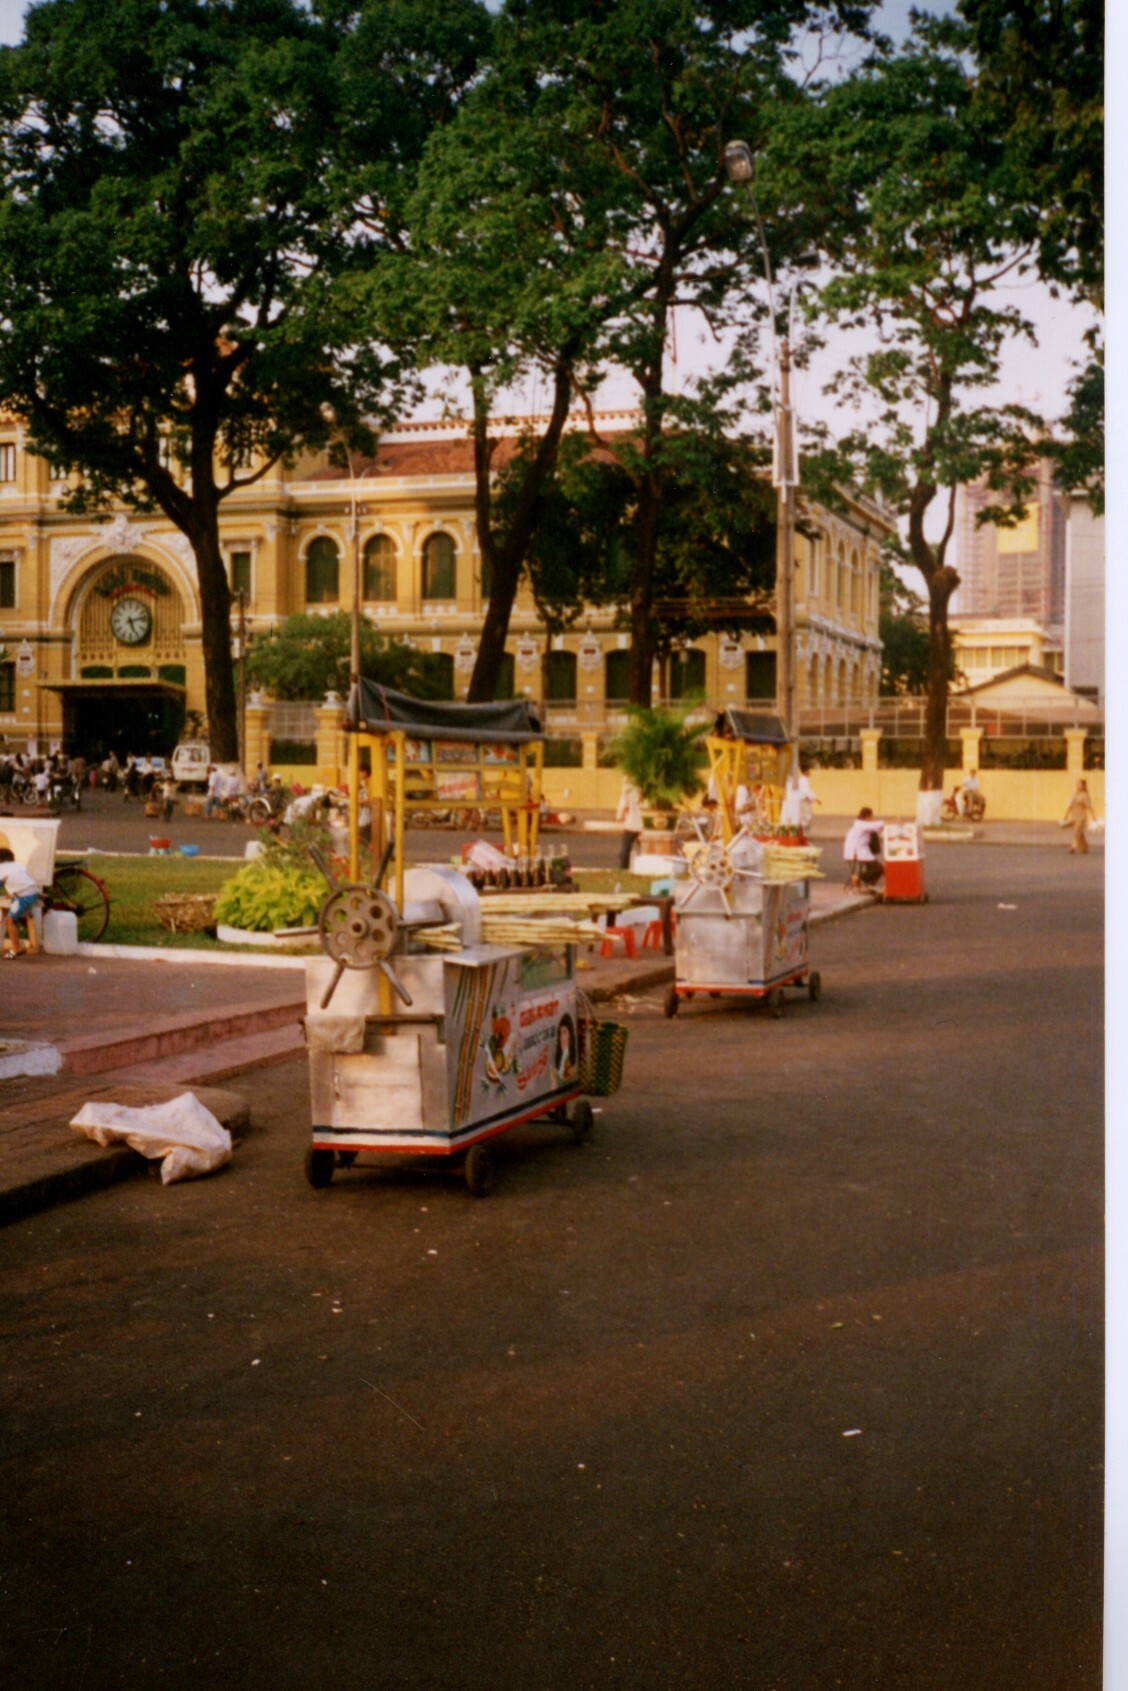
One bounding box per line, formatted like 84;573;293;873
0;846;42;957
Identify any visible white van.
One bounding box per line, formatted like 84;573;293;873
170;740;211;788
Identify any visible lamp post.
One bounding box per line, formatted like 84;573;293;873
724;140;799;773
232;588;247;768
347;446;363;731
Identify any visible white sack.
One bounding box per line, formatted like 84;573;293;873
70;1091;233;1185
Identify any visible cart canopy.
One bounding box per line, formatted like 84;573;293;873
351;681;544;745
713;708;790;745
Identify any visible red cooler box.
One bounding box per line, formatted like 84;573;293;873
882;822;926;902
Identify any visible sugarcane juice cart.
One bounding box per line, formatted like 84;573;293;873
664;710;822;1019
302;685;597;1197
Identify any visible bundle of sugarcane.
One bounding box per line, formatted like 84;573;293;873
482;916;605;947
479;891;630;916
413;915;605;952
413;924;463;951
759;843;824;883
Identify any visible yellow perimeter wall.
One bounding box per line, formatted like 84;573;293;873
535;765;1105;822
274;764;1103;822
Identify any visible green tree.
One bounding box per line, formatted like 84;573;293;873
515;419;777;690
495;0;874;706
245;612;448;703
376;29;626;702
0;0;474;762
779;20;1045;797
959;0;1103;511
878;563;932;697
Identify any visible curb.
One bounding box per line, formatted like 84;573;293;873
0;1082;251;1228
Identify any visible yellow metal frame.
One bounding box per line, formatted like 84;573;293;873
705;734;790;843
346;726;545;905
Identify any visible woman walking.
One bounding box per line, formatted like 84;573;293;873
1063;778;1096;854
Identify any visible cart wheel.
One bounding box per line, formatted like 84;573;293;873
337;1150;358;1167
464;1144;496;1198
765;988;784;1019
808;971;822;1003
663;985;679;1019
305;1147;335;1189
709;991;721;999
571;1100;594;1144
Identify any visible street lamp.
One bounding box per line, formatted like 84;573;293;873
724;140;799;775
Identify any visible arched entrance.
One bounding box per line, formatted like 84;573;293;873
59;555;190;758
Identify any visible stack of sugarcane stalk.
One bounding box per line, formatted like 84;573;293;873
478;891;630;917
414;911;607;951
759;843;824;883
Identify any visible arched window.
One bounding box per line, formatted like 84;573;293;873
306;536;339;604
837;658;848;704
429;651;455;695
605;649;631;702
494;652;516;701
364;534;396;602
422;532;456;601
544;649;577;703
850;549;861;615
745;650;776;703
808;655;820;704
669;647;706;701
837;544;848;609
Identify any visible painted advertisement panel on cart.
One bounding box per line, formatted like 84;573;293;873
446;954;577;1129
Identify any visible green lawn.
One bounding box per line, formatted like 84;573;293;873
78;853;245;949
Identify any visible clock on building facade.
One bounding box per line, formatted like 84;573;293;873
109;595;152;645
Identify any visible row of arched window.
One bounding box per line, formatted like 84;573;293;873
305;532;458;605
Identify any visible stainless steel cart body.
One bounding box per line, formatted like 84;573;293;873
306;937;582;1158
672;873;811;998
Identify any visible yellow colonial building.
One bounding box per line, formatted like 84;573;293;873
0;416;890;758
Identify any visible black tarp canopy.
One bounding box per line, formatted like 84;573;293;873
351;681;543;745
712;708;790;745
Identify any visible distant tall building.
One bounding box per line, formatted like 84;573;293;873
954;461;1066;625
1062;493;1105;702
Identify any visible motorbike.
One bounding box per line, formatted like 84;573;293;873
942;786;986;822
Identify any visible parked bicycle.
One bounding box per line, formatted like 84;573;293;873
42;857;111;942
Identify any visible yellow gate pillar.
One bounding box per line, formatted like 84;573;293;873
960;727;983;773
1064;729;1087;776
316;693;347;786
244;694;270;775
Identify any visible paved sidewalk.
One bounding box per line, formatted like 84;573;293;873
0;875;866;1224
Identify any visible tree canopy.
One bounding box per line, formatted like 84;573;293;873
245;612;448;703
773;18;1051;791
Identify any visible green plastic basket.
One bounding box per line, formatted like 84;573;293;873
580;1019;629;1096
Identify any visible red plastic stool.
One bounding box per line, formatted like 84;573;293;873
641;921;664;951
600;925;637;960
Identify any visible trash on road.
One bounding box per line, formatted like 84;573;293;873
69;1090;232;1184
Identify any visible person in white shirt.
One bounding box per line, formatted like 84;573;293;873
843;808;885;893
203;764;224;817
0;848;41;956
615;778;644;870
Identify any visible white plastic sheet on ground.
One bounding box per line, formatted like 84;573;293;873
69;1091;233;1185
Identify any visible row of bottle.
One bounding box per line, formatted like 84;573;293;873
466;843;571;893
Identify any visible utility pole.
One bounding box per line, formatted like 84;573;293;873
724;139;801;779
234;589;247;768
775;334;798;758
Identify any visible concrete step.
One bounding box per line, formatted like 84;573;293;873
117;1022;306;1087
56;998;303;1078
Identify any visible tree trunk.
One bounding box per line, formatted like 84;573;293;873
920;570;956;792
192;513;239;764
466;358;573;703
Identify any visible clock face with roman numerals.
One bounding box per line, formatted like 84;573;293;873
109;595;152;645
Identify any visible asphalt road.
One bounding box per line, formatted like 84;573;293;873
0;844;1103;1690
